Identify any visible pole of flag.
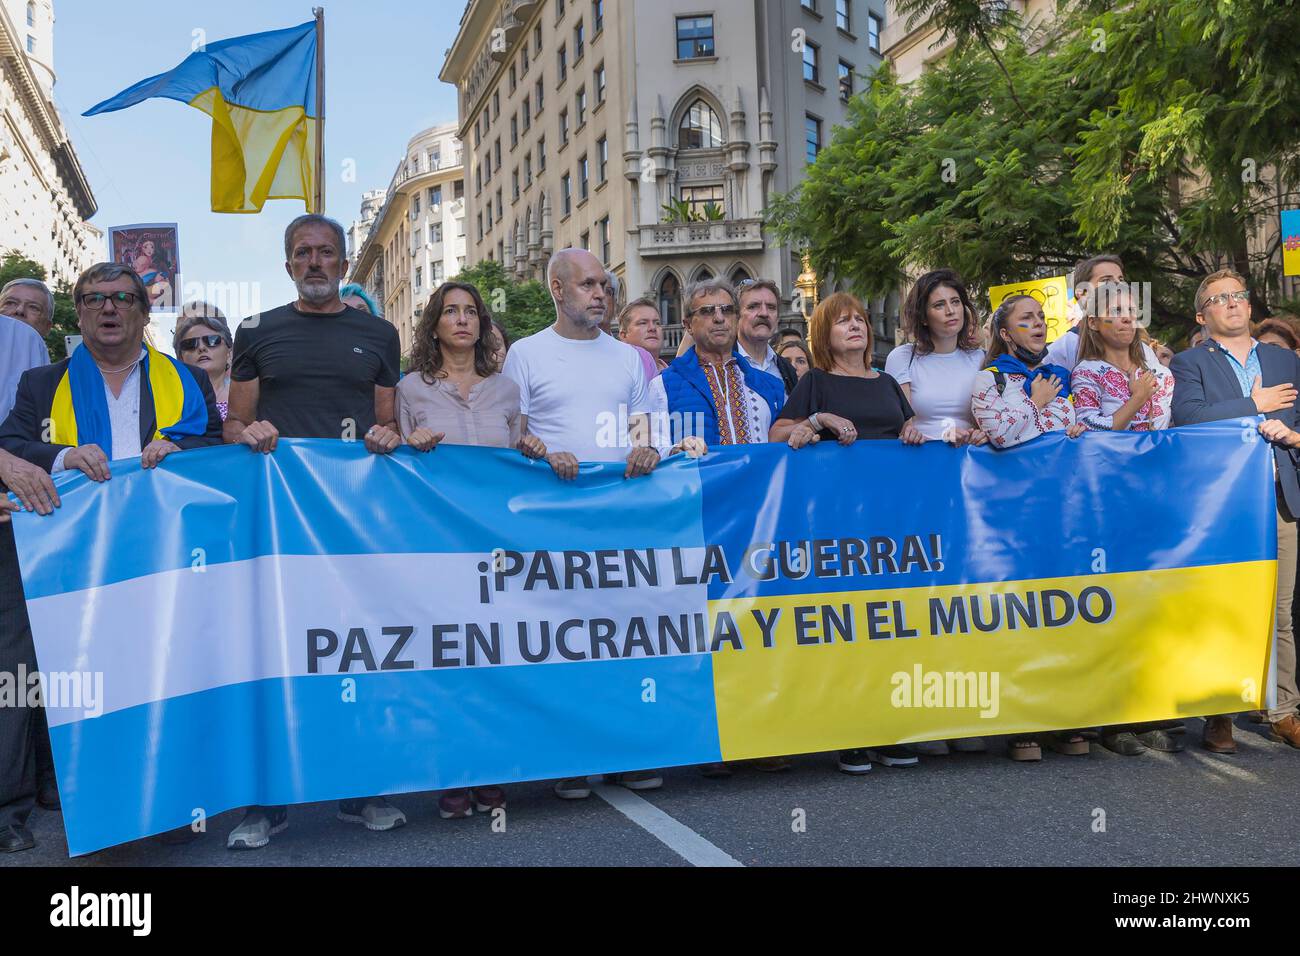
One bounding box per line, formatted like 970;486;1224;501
313;7;326;214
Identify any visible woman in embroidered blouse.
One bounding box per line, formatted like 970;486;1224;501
1070;282;1173;433
396;281;547;822
971;294;1086;450
970;295;1089;762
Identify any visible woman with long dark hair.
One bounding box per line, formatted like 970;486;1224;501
396;282;546;818
885;269;988;445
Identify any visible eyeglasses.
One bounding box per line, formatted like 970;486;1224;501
1202;290;1250;308
692;304;737;318
80;291;140;310
178;334;225;351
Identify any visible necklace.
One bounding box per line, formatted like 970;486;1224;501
95;357;141;375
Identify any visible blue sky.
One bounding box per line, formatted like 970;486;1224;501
53;0;463;338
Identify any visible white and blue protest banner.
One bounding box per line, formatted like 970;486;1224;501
9;422;1277;855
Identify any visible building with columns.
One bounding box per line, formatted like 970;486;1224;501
441;0;891;358
0;0;102;285
347;123;467;355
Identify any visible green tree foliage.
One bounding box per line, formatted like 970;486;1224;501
452;258;554;343
0;251;80;360
768;0;1300;342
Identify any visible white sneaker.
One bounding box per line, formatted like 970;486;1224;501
226;808;288;850
337;797;407;831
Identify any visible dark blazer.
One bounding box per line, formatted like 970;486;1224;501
1171;338;1300;516
0;355;223;473
774;353;799;395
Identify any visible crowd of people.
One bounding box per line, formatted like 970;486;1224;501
0;214;1297;855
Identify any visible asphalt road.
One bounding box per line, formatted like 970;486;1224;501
4;717;1297;867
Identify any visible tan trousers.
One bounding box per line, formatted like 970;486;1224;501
1272;504;1299;720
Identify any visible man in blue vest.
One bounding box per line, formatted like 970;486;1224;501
649;278;785;451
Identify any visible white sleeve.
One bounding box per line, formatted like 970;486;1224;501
501;345;530;417
1045;332;1078;371
647;375;672;458
52;447;70;472
626;350;651;416
884;345;913;385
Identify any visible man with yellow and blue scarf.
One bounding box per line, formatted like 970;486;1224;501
0;262;220;853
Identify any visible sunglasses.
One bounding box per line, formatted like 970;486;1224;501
178;334;225;351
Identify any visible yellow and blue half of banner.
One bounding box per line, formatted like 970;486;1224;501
10;422;1277;854
83;20;318;213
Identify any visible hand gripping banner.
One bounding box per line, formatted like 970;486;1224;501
9;421;1277;854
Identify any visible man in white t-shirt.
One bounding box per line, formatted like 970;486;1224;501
503;248;660;476
501;247;665;799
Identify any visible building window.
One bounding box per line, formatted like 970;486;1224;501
536;79;545;114
575;87;587;127
597;136;608;183
558;44;567;83
475;167;482;194
509;63;517;93
560;108;569;145
534;23;543;53
801;0;817;11
414;193;421;216
415;267;423;290
429;148;441;169
433;262;444;283
493;91;500;117
593;0;604;34
580;229;590;250
579;153;589;200
805;114;822;163
494;139;502;167
525;153;533;185
680;184;724;218
837;0;851;32
676;15;714;59
454;180;465;200
522;44;530;74
594;62;606;104
574;20;585;62
486;199;493;227
429;185;442;206
562;173;572;215
483;109;490;133
511;115;519;147
659;274;681;327
557;0;565;19
523;99;532;130
26;2;35;27
538;136;547;170
477;213;483;241
731;266;752;286
513;169;520;201
598;217;610;265
868;13;881;52
678;100;725;149
430;223;442;243
838;60;854;102
803;42;820;84
26;34;35;53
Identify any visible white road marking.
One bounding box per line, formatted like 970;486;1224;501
1183;747;1263;782
592;779;744;867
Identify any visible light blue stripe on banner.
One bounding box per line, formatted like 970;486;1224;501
52;656;720;856
13;439;705;601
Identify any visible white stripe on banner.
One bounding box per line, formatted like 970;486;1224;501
28;549;710;727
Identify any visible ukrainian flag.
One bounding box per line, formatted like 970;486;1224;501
84;20;319;214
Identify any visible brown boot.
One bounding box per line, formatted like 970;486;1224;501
1202;715;1237;754
1270;714;1300;749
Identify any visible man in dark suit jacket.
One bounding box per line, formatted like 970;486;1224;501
1171;268;1300;755
0;263;220;854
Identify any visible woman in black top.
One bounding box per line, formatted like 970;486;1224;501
770;292;923;448
768;291;923;775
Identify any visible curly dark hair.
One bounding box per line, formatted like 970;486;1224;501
901;269;982;357
409;281;496;384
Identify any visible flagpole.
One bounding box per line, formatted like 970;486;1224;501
313;7;325;214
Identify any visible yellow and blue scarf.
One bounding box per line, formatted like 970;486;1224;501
49;344;209;456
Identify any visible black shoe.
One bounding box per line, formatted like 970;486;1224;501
36;779;60;811
837;749;873;774
1100;731;1147;756
0;824;35;853
1136;728;1184;753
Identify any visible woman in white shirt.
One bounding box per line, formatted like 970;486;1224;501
886;269;989;445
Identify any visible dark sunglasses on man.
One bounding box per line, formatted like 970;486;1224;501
178;334;225;351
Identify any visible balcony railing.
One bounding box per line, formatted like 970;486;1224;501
639;218;765;257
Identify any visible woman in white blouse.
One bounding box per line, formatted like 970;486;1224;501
1070;282;1173;433
886;269;989;445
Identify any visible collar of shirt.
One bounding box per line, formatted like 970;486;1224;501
740;344;777;373
1212;336;1260;399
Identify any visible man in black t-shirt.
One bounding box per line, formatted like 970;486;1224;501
223;214;406;852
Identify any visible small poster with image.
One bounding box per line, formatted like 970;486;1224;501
108;223;180;313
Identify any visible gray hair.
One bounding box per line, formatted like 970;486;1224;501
0;277;53;321
73;263;151;316
284;214;347;261
173;302;233;353
683;277;739;318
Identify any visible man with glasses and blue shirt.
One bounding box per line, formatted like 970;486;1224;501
0;263;222;852
1171;268;1300;754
